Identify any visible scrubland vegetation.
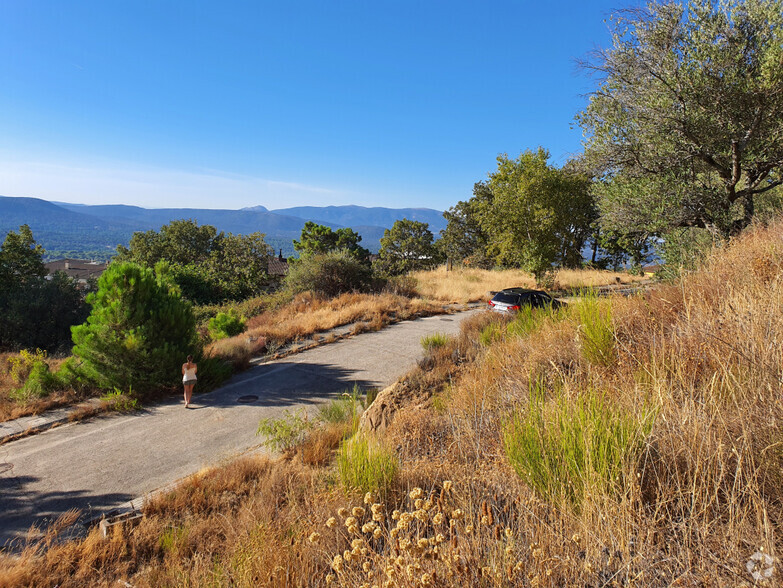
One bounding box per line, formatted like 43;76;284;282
3;215;782;587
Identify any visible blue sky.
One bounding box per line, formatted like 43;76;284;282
0;1;634;211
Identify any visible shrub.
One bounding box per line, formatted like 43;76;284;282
479;322;504;346
284;250;372;298
337;432;399;494
71;262;200;393
318;385;364;431
381;274;419;297
193;356;233;391
10;359;61;402
256;408;314;452
208;311;246;340
575;291;616;366
503;384;654;510
420;333;448;351
7;348;47;384
100;387;139;412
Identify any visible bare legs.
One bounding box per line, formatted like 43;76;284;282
184;383;194;407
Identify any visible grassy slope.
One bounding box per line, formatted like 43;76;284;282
5;242;781;585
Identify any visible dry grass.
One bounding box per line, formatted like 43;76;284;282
411;266;647;303
206;291;447;365
7;223;783;585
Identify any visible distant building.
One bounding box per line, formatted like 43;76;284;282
268;250;289;277
45;258;107;287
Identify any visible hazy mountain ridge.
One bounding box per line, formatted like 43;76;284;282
1;196;445;260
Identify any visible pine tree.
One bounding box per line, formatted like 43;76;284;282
71;262;199;392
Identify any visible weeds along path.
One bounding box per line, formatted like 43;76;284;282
0;310;480;549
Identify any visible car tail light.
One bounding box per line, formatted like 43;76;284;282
509;305;520;311
488;300;495;307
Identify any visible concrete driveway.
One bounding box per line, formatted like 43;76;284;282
0;310;478;548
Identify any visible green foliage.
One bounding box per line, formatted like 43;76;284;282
100;387;139;412
208;311;246;340
575;292;615;367
479;322;504;347
7;348;48;384
659;228;716;276
71;262;199;393
438;188;493;268
337;432;399;494
506;305;543;338
578;0;783;239
191;356;233;391
476;149;595;283
256;408;314;452
318;385;364;432
284;250;372;297
116;219;273;304
10;357;61;403
53;357;91;392
503;384;654;509
0;224;47;288
420;333;448;351
293;222;370;260
375;219;440;276
0;227;87;352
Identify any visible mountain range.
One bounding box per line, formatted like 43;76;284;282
0;196;446;261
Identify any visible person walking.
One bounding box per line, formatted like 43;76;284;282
182;355;197;408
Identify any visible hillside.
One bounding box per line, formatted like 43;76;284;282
0;196;446;259
4;221;781;586
270;205;447;234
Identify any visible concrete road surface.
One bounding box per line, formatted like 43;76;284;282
0;310;478;548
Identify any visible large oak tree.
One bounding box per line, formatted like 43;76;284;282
578;0;783;239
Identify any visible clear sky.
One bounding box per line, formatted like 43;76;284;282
0;1;635;211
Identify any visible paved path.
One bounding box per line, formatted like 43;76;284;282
0;311;478;548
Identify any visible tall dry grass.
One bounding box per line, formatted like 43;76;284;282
206;291;446;366
5;222;783;586
411;266;646;303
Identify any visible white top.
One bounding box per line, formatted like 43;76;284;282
183;366;197;381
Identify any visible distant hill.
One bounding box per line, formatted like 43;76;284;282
271;205;447;234
1;196;445;260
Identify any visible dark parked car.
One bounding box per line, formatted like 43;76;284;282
487;288;562;314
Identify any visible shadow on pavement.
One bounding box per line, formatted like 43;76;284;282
0;473;133;551
193;361;378;409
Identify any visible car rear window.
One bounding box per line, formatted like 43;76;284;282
492;292;520;304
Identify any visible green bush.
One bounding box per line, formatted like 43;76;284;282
10;359;61;403
193;356;233;391
575;291;616;367
337;432;399;494
479;322;504;347
100;387;139;412
53;357;91;392
502;383;654;510
284;250;372;297
318;385;364;431
256;408;314;452
420;333;448;351
71;262;200;393
208;310;246;340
